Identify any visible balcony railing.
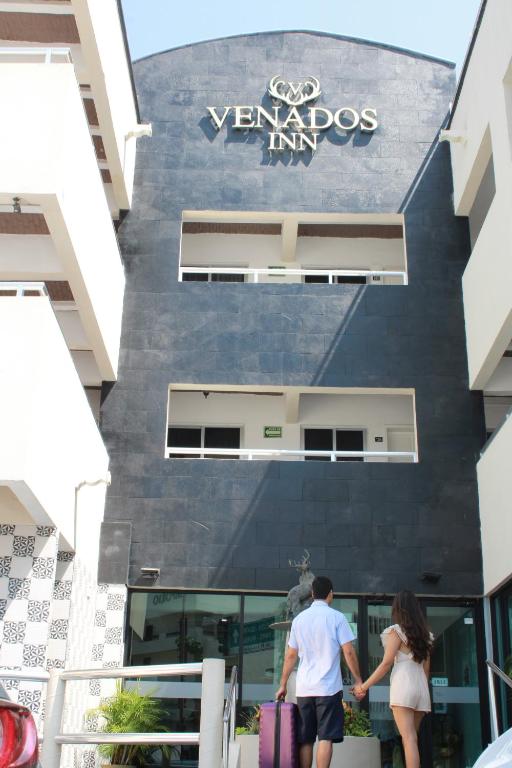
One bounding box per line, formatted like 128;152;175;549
0;47;72;64
165;447;418;462
0;281;48;297
179;266;408;284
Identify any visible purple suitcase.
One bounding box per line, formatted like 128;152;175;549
259;701;298;768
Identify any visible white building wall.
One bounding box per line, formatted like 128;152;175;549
476;411;512;594
448;0;512;598
448;0;512;389
72;0;139;209
0;297;109;546
0;63;125;380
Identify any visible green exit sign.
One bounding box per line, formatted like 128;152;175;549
264;426;282;438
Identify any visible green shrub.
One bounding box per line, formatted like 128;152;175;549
236;702;372;738
343;703;373;737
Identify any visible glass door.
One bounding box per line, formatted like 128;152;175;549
426;604;482;768
493;583;512;732
366;602;396;767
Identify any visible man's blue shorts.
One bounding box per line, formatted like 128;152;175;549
296;691;344;744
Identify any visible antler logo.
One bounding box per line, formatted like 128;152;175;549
268;76;321;106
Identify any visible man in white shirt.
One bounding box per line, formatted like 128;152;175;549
276;576;362;768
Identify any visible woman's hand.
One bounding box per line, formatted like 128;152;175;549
351;683;367;700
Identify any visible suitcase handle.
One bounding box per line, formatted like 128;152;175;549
273;700;281;768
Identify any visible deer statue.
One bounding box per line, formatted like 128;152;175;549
286;550;315;620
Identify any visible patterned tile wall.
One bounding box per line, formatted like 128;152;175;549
0;524;128;768
0;524;58;731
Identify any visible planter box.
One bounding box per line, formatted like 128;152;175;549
236;734;380;768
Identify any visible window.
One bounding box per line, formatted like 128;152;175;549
304;274;367;284
167;426;240;458
181;270;245;282
304;428;364;461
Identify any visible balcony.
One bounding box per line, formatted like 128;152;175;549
0;55;125;380
179;212;408;285
462;180;512;389
477;406;512;594
0;291;109;546
166;385;418;463
0;0;139;211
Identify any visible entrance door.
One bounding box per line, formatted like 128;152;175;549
386;428;415;463
366;602;395;764
426;605;483;768
493;583;512;732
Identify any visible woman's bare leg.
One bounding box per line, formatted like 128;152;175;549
393;707;420;768
414;711;425;733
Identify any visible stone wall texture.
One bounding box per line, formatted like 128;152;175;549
100;32;485;596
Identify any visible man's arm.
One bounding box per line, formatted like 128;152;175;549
342;641;362;686
276;646;298;700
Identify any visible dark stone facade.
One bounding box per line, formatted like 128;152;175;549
100;32;485;595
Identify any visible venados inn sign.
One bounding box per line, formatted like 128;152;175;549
207;76;378;153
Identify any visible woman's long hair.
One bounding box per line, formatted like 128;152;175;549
391;590;432;663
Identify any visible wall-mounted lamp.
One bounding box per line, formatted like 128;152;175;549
12;197;21;214
139;567;160;585
203;391;210;399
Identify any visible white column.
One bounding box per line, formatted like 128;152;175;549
199;658;225;768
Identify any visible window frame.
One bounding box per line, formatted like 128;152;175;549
180;264;248;283
167;424;243;459
302;267;369;285
301;426;366;461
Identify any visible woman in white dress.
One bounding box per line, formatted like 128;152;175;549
353;591;433;768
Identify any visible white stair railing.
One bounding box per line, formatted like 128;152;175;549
41;659;225;768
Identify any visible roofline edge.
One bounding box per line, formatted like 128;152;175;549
132;29;456;69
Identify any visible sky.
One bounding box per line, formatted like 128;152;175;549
121;0;482;74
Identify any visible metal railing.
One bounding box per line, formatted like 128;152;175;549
166;446;418;462
41;659;225;768
179;266;408;284
222;667;238;768
0;47;72;64
0;668;50;683
487;659;512;690
0;281;48;297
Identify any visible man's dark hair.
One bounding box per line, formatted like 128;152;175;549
312;576;333;600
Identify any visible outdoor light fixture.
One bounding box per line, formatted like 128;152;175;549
12;196;21;214
139;567;160;585
203;391;210;399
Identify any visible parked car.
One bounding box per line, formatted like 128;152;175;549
0;696;38;768
473;728;512;768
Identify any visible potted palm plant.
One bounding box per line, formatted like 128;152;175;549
88;681;170;768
